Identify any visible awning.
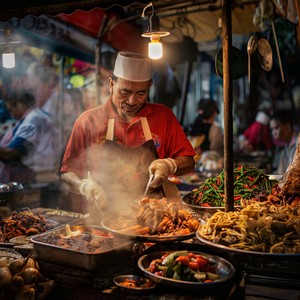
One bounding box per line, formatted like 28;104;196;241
0;1;260;62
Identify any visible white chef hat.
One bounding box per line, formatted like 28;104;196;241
113;51;152;82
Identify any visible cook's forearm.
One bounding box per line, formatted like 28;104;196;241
61;171;82;194
173;156;195;176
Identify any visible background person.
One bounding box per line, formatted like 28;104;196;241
270;109;299;175
0;89;61;183
184;98;223;170
185;98;223;156
238;110;273;154
60;51;196;216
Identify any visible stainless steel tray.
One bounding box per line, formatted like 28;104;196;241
102;218;196;243
31;225;133;271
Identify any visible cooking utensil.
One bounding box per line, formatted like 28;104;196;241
143;173;154;197
138;250;235;290
247;34;258;85
258;38;273;71
271;21;285;82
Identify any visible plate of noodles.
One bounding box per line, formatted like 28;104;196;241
196;201;300;256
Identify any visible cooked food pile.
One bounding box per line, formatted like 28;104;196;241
0;211;56;243
198;201;300;253
0;254;53;299
112;197;200;236
34;225;117;253
118;277;154;289
188;165;277;207
147;250;221;282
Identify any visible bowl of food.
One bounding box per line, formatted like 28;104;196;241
138;250;235;290
182;165;278;219
113;275;156;294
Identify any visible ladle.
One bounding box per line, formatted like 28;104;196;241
258;38;273;72
247;34;258;85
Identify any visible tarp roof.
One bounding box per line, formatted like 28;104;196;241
0;1;260;63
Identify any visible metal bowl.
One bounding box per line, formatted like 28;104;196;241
113;275;156;294
138;250;235;290
182;193;240;220
0;182;23;193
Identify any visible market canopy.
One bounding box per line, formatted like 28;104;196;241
0;1;261;63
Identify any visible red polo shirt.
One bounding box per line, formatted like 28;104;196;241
61;98;195;178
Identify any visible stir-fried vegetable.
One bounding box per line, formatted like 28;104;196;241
189;165;278;207
148;251;220;283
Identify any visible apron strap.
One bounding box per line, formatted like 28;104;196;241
106;119;115;141
106;117;152;142
140;117;152;141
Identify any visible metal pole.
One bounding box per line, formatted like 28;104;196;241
59;56;65;149
222;0;234;211
179;60;193;126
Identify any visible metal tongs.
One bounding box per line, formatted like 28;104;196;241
143;173;154;197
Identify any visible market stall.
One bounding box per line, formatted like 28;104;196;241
0;1;300;300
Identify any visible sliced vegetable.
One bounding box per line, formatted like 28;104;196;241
148;251;221;283
162;250;188;266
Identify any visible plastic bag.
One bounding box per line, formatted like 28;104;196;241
279;134;300;196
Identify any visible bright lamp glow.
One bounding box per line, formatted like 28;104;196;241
141;3;170;60
2;52;15;68
148;37;162;59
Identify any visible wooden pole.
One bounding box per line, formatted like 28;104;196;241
222;0;234;212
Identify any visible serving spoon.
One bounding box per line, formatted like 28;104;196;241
247;34;258;85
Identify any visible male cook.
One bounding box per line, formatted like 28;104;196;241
60;51;196;214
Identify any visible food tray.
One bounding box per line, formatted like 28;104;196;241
32;208;88;225
102;218;196;243
196;232;300;276
31;225;133;271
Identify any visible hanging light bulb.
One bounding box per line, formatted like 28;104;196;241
2;45;15;68
148;35;162;59
1;27;17;69
141;2;170;60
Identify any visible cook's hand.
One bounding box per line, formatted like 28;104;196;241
79;176;108;210
149;158;177;188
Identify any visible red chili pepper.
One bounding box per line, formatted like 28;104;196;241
244;184;251;190
195;256;208;271
234;195;242;201
211;183;218;189
149;259;162;273
204;279;214;283
175;256;190;266
188;252;196;258
216;177;220;185
188;261;199;271
202;202;212;207
248;176;254;182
